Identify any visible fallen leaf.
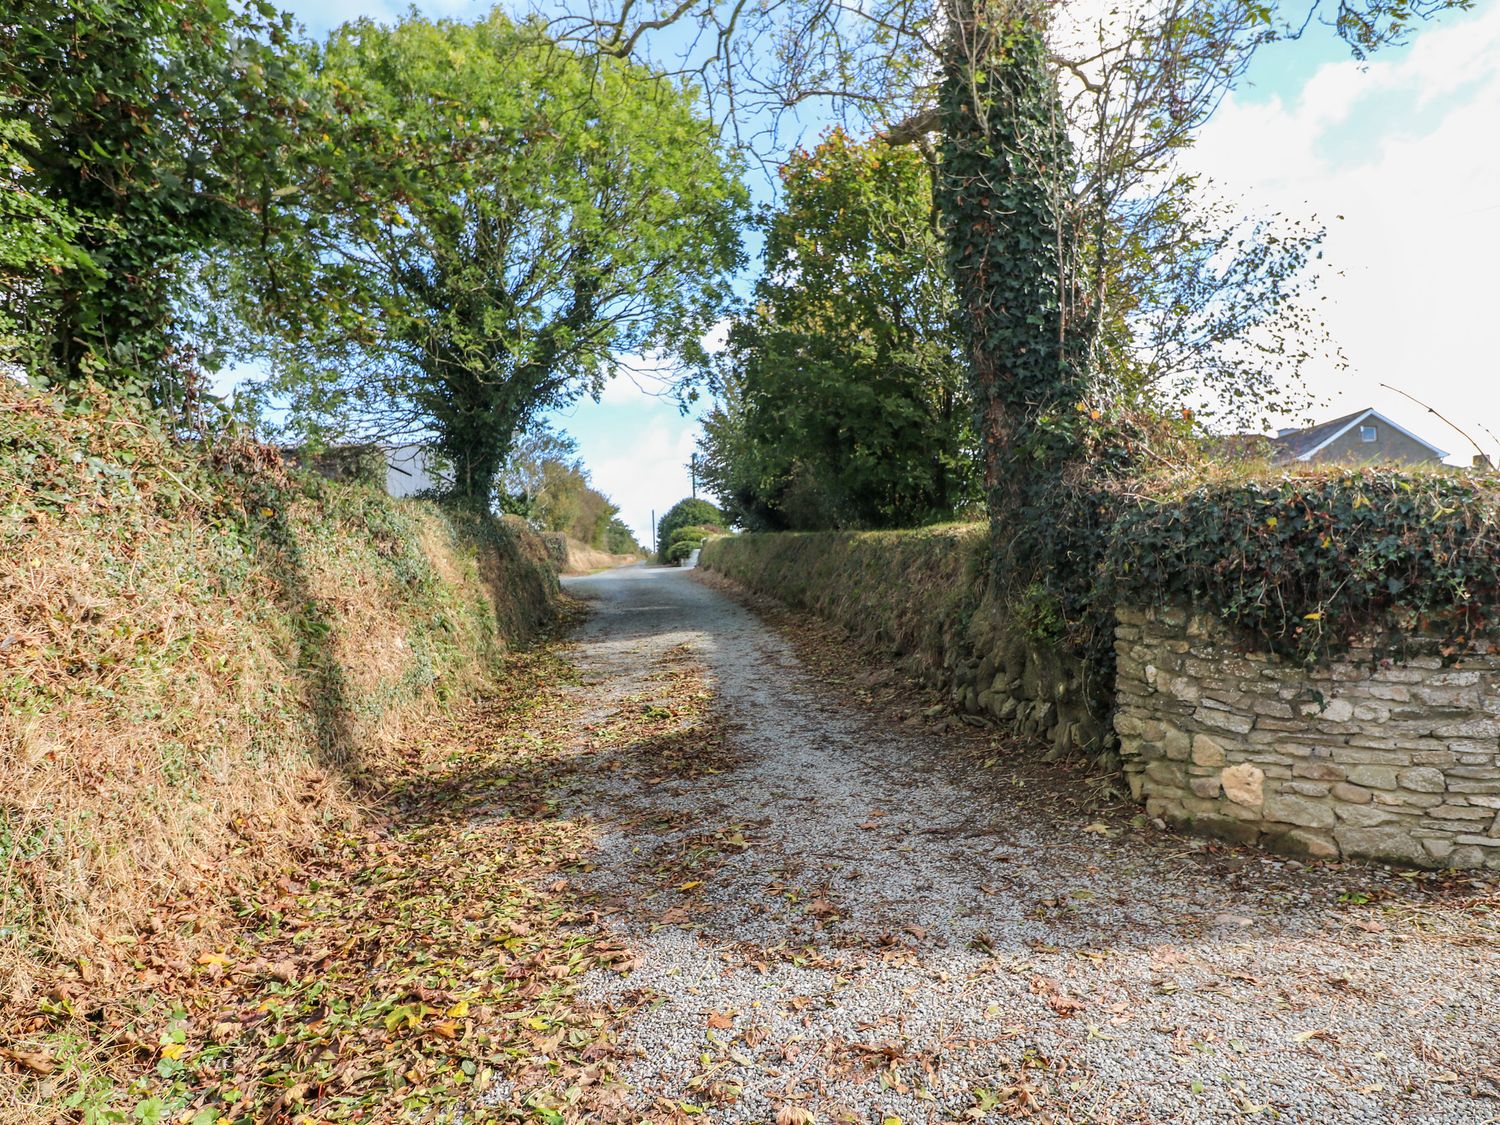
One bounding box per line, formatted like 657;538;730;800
706;1010;734;1030
0;1047;55;1074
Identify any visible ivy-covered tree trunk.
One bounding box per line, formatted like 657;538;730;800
936;0;1091;580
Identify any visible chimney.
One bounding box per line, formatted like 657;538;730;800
1276;427;1298;438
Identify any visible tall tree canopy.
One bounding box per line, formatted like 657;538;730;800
0;0;301;403
237;11;747;506
701;130;978;530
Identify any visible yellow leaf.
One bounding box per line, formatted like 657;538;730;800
1303;612;1322;621
676;880;702;892
1265;516;1278;528
159;1043;187;1060
258;506;275;518
447;1000;469;1018
196;952;234;968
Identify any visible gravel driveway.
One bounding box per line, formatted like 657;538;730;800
552;565;1499;1124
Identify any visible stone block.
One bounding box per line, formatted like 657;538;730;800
1346;765;1399;790
1115;607;1149;626
1283;780;1331;798
1221;763;1265;807
1145;761;1182;787
1165;676;1201;704
1434;717;1500;739
1191;734;1226;767
1251;698;1296;718
1145;796;1177;820
1373;790;1441;808
1299;697;1354;723
1407;751;1456;767
1334;824;1431;866
1265;828;1339;860
1294;761;1346;781
1141;719;1167;742
1372;667;1428;684
1421;838;1455;861
1429;670;1482;686
1114;712;1145;737
1353;703;1392;723
1454;834;1500;847
1413;685;1483;708
1331;782;1372;804
1189;775;1223;799
1163;729;1192;761
1264;793;1336;829
1335;804;1399;827
1397;766;1446;794
1194;706;1254;735
1428;804;1492;821
1255;717;1309;732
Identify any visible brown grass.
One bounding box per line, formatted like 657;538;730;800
0;383;559;1048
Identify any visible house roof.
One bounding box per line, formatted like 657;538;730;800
1271;407;1449;462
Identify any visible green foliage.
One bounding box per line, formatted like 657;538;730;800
603;517;642;556
237;11;746;506
0;0;303;402
700;524;989;661
1106;468;1500;661
701;129;978;532
937;1;1100;519
657;497;724;562
665;522;724;563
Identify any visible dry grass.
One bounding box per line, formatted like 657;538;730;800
0;383;559;1098
559;536;640;575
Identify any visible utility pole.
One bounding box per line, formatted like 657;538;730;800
650;508;656;557
689;453;698;499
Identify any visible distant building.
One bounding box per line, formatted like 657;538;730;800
284;442;451;497
383;443;449;498
1270;407;1448;467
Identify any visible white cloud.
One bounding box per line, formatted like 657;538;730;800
1185;3;1500;461
582;412;704;548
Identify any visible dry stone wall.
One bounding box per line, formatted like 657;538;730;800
1114;606;1500;870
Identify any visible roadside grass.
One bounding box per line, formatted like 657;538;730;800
4;614;631;1124
3;600;749;1124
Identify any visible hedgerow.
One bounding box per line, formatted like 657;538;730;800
1105;467;1500;661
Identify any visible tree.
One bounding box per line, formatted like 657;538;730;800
236;11;746;507
703;130;979;531
497;423;582;518
656;498;724;562
0;0;301;402
539;0;1467;436
937;0;1094;549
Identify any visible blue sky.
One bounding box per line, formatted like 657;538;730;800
248;0;1499;543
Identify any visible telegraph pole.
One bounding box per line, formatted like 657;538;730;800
690;454;698;499
650;508;656;557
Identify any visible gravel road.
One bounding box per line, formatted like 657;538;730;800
552;564;1499;1124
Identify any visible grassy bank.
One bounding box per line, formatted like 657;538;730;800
1;382;558;1112
698;525;988;670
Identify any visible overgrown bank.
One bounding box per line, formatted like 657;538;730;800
1;382;559;1101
